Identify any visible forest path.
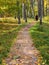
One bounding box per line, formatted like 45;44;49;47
5;22;40;65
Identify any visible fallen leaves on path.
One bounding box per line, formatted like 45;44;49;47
3;23;41;65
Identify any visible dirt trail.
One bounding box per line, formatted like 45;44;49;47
5;23;40;65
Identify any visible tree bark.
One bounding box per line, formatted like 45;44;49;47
38;0;42;25
42;0;44;17
40;0;42;25
24;3;27;22
17;1;21;24
30;0;35;18
38;0;41;17
22;3;24;18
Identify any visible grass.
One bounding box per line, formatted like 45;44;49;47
30;22;49;65
27;18;34;23
0;17;18;24
43;16;49;23
0;18;27;64
0;17;26;24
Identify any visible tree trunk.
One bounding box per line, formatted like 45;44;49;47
38;0;42;25
40;0;42;25
42;0;44;17
22;3;27;22
30;0;35;18
38;0;41;17
22;3;24;19
46;4;47;16
24;3;27;22
17;1;21;24
18;11;21;24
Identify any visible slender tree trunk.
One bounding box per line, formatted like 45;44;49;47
40;0;42;25
22;3;24;19
38;0;41;17
46;0;49;16
24;3;27;22
17;1;21;24
42;0;44;17
38;0;44;17
38;0;42;25
46;4;47;16
22;3;27;22
30;0;35;18
18;10;21;24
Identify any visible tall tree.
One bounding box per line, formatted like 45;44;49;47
38;0;42;25
42;0;44;16
22;0;27;22
17;0;21;24
30;0;35;18
38;0;41;17
40;0;43;25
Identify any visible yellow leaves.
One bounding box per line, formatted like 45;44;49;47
42;62;45;65
38;63;40;65
2;59;6;63
2;59;7;65
38;59;40;62
37;56;43;65
44;16;49;21
0;46;4;51
16;63;23;65
21;0;27;3
2;62;7;65
38;56;43;61
44;0;48;7
16;64;19;65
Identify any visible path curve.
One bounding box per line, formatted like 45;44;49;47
5;23;40;65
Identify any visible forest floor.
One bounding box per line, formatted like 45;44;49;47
4;22;40;65
30;22;49;65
